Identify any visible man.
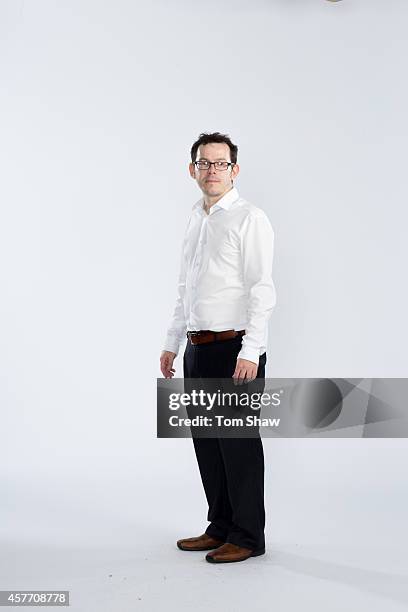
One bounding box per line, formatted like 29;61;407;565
160;132;276;564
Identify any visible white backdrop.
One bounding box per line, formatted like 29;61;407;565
1;1;408;611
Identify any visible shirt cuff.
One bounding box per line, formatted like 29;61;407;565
237;345;259;365
163;334;182;355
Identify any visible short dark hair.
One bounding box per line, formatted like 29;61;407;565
190;132;238;165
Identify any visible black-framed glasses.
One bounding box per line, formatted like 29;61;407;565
194;160;234;171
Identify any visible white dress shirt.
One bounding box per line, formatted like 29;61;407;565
163;186;276;365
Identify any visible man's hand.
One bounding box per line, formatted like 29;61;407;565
232;358;258;385
160;350;176;378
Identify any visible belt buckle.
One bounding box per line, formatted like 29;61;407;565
188;330;201;345
188;331;201;342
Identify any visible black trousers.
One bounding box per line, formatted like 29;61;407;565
183;335;267;551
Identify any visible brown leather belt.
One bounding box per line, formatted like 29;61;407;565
187;329;245;346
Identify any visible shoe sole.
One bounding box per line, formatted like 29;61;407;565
205;547;266;563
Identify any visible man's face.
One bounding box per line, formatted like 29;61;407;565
189;142;240;198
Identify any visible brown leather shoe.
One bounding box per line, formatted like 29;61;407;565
177;533;225;551
205;542;265;563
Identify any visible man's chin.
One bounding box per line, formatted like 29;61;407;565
203;185;223;196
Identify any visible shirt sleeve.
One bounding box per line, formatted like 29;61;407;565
238;210;276;365
162;219;190;355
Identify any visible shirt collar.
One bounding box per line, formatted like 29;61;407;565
192;186;240;215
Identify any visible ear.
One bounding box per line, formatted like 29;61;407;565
189;162;196;179
231;163;240;180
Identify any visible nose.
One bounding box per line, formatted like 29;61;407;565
208;164;217;175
